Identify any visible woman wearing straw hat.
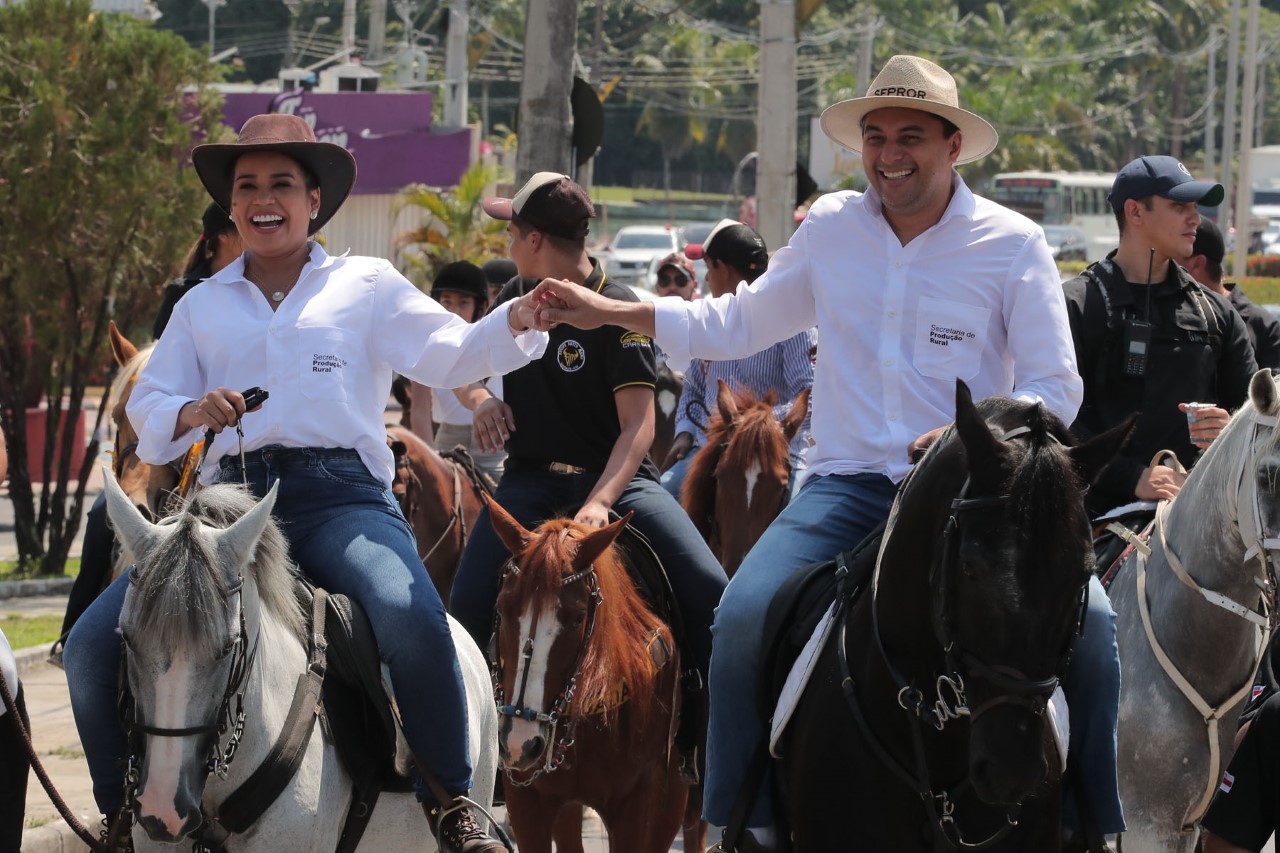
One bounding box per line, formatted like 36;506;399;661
532;55;1120;853
63;113;548;853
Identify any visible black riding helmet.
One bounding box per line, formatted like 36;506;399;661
430;260;490;318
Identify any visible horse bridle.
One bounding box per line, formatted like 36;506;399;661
839;423;1085;851
490;558;602;785
119;575;260;798
112;437;192;518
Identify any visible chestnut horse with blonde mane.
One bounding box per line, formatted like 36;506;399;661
682;381;810;576
487;496;702;853
106;322;199;531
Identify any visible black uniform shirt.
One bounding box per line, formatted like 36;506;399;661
1063;256;1257;516
492;259;661;480
1227;283;1280;371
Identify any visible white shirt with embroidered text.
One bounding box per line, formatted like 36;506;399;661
129;243;546;487
653;173;1083;484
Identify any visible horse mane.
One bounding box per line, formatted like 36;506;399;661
107;343;155;428
131;484;302;658
682;385;783;536
505;519;670;729
915;398;1089;591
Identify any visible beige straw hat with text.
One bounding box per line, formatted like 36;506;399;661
820;55;998;165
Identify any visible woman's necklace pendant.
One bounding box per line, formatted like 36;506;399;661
271;291;285;303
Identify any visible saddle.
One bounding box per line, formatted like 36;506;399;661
759;523;884;722
293;582;413;853
1092;450;1182;589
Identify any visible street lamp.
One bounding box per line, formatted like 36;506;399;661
202;0;227;56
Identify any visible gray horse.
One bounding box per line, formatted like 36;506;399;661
1112;369;1280;852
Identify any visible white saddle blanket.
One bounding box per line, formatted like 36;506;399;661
768;604;1070;771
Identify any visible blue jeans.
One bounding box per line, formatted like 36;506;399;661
701;474;1124;836
660;453;694;499
704;473;898;827
450;469;727;679
1064;575;1125;835
64;447;471;812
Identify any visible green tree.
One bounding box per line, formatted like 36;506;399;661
0;0;224;575
393;161;509;286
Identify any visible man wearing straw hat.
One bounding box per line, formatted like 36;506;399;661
531;55;1119;852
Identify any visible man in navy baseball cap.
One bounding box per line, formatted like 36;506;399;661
1107;155;1225;212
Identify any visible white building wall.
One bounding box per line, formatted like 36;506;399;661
318;194;421;272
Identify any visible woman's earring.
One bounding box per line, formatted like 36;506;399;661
310;209;318;220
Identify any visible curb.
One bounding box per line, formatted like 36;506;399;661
15;643;55;676
21;819;95;853
0;577;74;599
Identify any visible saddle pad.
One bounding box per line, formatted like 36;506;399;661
767;605;1071;772
1048;687;1069;772
769;601;837;757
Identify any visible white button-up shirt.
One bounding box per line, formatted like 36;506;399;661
654;174;1083;483
129;244;546;487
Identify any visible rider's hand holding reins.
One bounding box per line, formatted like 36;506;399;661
661;432;694;473
1135;463;1187;501
174;387;264;440
907;426;947;464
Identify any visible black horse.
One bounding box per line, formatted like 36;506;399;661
779;383;1131;852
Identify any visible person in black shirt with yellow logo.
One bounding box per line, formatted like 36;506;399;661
449;174;728;762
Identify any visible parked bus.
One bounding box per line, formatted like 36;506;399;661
987;171;1117;261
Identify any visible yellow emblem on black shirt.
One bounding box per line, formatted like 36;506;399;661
557;340;586;372
619;331;652;350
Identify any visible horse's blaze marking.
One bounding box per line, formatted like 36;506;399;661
504;603;558;762
743;460;762;509
136;651;196;835
657;389;677;420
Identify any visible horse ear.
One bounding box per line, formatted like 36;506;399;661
109;320;138;367
716;380;739;426
1068;416;1136;486
953;380;1007;481
781;387;811;443
1250;369;1279;416
571;512;633;574
210;482;279;572
485;493;531;557
103;467;163;561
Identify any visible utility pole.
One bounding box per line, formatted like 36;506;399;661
1205;32;1216;179
1222;0;1242;225
343;0;357;55
369;0;387;61
1232;0;1261;280
515;0;578;182
576;0;606;195
443;0;469;128
757;0;797;251
202;0;226;55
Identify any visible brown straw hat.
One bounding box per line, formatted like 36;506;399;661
819;55;998;165
191;114;357;234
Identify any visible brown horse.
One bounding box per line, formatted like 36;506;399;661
385;424;488;607
106;322;199;529
487;496;700;853
682;381;810;577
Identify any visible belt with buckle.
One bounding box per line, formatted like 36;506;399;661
547;461;589;475
509;458;592;475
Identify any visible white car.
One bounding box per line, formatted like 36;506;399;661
599;225;680;285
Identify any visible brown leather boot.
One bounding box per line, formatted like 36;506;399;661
423;798;506;853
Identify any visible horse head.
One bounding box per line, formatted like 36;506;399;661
889;381;1131;806
107;322;183;521
685;381;809;576
104;472;290;843
486;494;667;777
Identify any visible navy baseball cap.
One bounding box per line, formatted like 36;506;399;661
1108;155;1224;213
